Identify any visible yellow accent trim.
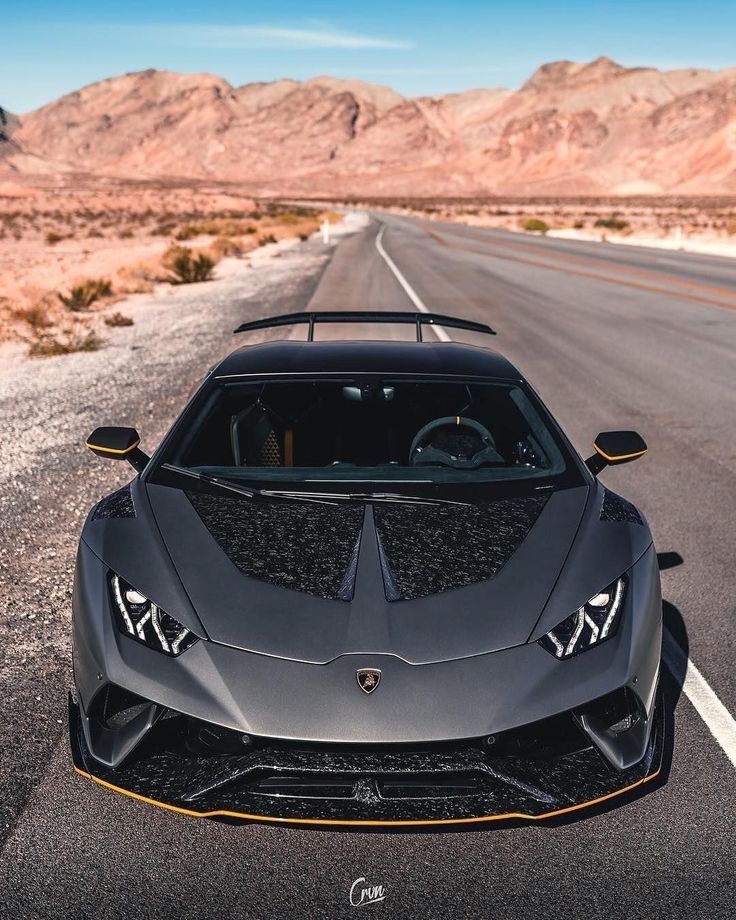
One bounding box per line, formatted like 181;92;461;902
284;429;294;467
593;444;647;463
85;439;140;456
73;765;660;827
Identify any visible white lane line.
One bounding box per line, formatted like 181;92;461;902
374;224;451;342
663;628;736;770
377;220;736;773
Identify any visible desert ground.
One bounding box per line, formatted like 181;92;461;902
0;179;339;355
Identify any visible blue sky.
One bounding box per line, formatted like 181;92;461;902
2;0;735;113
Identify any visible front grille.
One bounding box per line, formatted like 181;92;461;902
252;776;358;800
378;772;490;800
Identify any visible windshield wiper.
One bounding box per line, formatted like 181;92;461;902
161;466;469;507
258;490;470;507
160;465;339;505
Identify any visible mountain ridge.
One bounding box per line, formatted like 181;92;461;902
5;58;736;195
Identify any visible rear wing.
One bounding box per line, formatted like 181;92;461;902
233;311;495;342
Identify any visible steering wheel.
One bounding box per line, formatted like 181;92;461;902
409;416;504;469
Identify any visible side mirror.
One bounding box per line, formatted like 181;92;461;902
86;426;150;472
585;430;647;476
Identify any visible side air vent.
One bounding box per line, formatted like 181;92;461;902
92;484;136;520
600;489;643;525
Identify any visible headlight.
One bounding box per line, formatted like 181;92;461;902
538;575;627;659
109;573;198;656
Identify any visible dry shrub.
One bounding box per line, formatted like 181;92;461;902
277;211;302;225
58;279;113;311
104;312;134;327
176;219;250;239
28;326;104;358
521;218;549;234
209;235;248;259
163;245;217;284
258;233;278;246
11;301;52;330
594;216;630;231
45;231;64;245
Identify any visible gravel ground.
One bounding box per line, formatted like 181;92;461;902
0;215;364;846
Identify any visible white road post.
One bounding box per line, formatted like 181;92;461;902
321;218;331;245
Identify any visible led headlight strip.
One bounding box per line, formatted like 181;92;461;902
110;574;198;657
539;575;627;659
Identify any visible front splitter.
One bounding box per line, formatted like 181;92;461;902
70;699;664;827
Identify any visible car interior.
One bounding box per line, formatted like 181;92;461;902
174;379;561;473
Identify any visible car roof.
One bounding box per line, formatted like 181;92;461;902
213;340;523;381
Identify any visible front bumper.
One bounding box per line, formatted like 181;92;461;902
70;689;664;826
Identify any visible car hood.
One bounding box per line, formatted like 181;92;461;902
137;481;590;664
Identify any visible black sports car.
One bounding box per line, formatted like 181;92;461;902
70;311;662;826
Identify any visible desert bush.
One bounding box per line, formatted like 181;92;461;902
104;312;134;327
28;327;104;358
152;222;177;237
176;219;250;240
164;246;216;284
298;232;310;242
521;218;549;234
58;279;113;312
277;212;302;225
119;229;134;239
573;220;585;229
210;236;245;259
11;302;52;330
594;216;630;231
243;225;257;235
258;233;278;246
174;224;199;241
45;231;64;245
87;228;104;238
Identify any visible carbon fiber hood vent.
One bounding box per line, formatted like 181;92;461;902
187;490;548;603
142;482;589;661
186;492;364;600
374;496;549;601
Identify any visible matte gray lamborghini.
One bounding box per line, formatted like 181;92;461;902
70;311;663;826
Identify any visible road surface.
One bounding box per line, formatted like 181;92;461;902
1;215;735;919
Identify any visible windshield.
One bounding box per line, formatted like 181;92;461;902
150;377;581;496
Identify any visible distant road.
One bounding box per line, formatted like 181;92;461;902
2;215;735;919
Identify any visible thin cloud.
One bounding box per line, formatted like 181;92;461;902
131;24;415;51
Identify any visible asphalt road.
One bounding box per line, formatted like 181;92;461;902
1;215;735;919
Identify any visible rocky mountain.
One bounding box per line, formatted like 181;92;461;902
6;58;736;195
0;106;20;157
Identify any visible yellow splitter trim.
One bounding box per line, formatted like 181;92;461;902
85;439;140;455
74;765;660;827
